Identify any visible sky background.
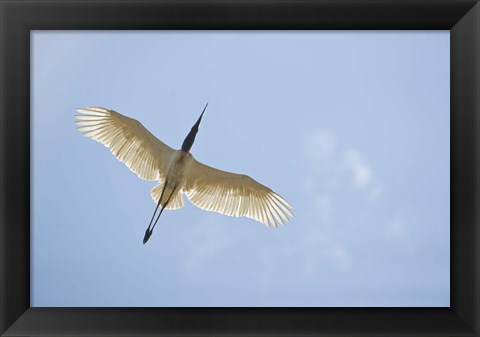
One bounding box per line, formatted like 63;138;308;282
31;31;450;307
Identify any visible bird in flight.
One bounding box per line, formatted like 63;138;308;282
75;104;293;244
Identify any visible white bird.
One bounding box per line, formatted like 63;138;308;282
75;104;293;244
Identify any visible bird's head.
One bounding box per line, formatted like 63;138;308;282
181;103;208;152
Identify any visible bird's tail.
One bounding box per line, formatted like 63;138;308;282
151;183;185;210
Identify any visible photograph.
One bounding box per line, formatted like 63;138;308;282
31;30;450;307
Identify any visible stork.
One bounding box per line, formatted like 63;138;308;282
75;104;293;244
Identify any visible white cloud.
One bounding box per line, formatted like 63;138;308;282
260;129;395;287
260;192;352;287
305;130;343;191
281;130;386;281
305;130;380;197
307;131;336;159
344;149;373;190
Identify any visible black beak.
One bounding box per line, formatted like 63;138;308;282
181;103;208;152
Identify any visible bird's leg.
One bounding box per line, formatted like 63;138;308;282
150;187;177;231
144;180;169;244
143;184;177;244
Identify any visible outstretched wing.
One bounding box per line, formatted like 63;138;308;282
75;106;174;181
183;158;293;227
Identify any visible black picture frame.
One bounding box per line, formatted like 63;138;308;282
1;0;479;336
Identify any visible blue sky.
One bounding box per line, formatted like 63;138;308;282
31;31;450;307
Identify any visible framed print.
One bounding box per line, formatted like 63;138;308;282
1;0;479;336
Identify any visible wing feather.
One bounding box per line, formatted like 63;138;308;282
184;158;293;227
75;107;174;181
